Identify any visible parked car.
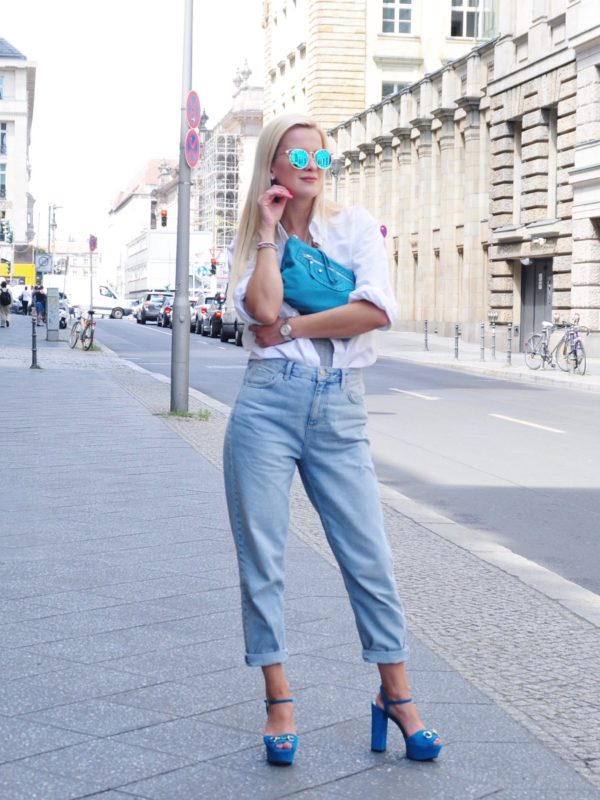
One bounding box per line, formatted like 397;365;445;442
156;296;173;328
199;296;225;338
220;303;245;346
193;296;215;334
188;298;199;332
136;291;174;324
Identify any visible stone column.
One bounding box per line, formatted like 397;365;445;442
431;108;457;328
391;128;413;312
569;35;600;333
410;117;434;323
456;97;484;329
357;142;376;209
374;135;394;291
343;149;361;207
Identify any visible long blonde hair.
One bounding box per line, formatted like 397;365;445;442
229;113;335;294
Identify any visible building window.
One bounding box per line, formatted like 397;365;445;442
382;0;412;34
0;77;3;100
450;0;481;37
382;81;409;98
0;123;6;156
0;164;5;199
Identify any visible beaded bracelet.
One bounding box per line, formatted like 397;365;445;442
256;241;278;251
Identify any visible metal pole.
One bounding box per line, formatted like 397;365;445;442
30;316;40;369
424;319;429;351
506;325;513;366
480;322;485;361
171;0;193;413
89;251;93;313
454;324;460;360
491;322;496;359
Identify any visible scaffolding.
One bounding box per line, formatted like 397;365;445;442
195;133;240;251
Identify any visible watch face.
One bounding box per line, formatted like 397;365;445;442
280;323;292;337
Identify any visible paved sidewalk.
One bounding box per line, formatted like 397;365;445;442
0;315;598;799
375;327;600;393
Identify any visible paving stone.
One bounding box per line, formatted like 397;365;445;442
124;762;284;800
0;716;91;763
0;761;98;800
0;649;73;681
0;664;157;716
19;739;194;794
103;635;243;681
20;698;175;737
111;714;257;760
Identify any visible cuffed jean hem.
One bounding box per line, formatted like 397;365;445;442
362;648;410;664
245;649;289;667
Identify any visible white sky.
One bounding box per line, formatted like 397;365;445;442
3;0;263;245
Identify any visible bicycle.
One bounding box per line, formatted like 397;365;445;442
69;309;95;351
555;318;589;375
524;316;589;375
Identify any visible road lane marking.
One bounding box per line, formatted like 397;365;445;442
489;413;565;434
390;388;441;401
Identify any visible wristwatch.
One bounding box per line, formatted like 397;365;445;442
279;319;294;342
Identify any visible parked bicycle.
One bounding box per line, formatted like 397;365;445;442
524;315;589;375
69;309;95;351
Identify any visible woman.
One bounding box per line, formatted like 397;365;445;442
224;113;441;766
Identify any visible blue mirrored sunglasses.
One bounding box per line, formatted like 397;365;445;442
281;148;332;170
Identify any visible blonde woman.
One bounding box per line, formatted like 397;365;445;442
224;113;442;766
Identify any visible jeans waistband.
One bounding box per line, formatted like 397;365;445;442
247;358;362;386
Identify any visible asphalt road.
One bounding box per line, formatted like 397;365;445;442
97;318;600;596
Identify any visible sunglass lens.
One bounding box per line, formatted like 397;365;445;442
289;149;309;169
315;149;332;169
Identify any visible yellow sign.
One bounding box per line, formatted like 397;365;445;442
1;262;36;286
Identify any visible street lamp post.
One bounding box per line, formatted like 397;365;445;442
170;0;194;413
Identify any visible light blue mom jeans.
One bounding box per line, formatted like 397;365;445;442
223;358;409;667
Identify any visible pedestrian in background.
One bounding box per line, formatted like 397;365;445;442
33;285;46;326
20;285;31;315
0;280;12;328
224;113;442;766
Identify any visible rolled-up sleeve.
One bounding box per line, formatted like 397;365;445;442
233;266;261;325
347;208;397;329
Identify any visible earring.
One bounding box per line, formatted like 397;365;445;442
270;175;276;185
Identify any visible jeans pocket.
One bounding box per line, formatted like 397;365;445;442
243;362;279;388
345;375;365;405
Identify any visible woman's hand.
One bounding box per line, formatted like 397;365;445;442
257;186;294;233
248;317;288;348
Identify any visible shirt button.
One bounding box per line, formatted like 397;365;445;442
319;369;327;377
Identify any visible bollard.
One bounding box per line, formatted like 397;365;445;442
454;323;460;360
506;325;513;366
424;319;429;351
480;322;485;361
30;316;41;369
491;322;496;360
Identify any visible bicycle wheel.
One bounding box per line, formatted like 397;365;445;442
556;337;570;372
524;334;543;369
81;325;94;351
572;340;586;375
69;321;82;349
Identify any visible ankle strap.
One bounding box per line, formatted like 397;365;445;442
265;697;294;710
380;685;412;710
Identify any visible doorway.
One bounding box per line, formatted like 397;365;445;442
520;258;553;346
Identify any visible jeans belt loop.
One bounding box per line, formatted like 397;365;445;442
284;360;294;381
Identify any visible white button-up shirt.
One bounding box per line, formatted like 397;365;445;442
232;206;397;368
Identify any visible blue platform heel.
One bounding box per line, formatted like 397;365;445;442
371;685;442;761
263;698;298;765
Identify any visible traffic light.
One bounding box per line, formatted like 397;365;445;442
161;209;167;227
210;258;217;275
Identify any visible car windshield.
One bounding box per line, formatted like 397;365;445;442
150;294;172;303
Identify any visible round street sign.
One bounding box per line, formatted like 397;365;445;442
186;91;201;129
185;129;201;169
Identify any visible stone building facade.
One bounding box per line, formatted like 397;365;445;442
263;0;498;131
328;0;600;351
